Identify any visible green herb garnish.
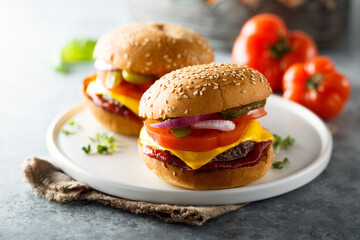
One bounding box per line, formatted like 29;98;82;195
82;145;91;154
273;134;295;154
61;128;75;136
97;144;108;154
83;132;125;155
272;158;289;169
61;120;81;136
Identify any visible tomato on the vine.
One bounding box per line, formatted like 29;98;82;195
232;14;317;91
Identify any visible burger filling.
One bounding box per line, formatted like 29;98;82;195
84;60;158;117
140;141;272;171
139;103;274;170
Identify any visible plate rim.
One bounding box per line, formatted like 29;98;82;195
47;95;333;205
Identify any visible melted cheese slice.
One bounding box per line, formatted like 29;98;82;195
139;120;274;170
86;78;140;115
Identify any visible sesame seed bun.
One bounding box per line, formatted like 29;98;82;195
138;144;274;190
93;22;214;76
139;63;272;119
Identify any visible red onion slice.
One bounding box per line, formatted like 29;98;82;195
150;113;218;129
94;59;119;71
191;120;236;132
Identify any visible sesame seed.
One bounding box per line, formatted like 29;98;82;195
201;87;206;91
213;86;219;89
172;107;175;111
242;90;247;93
235;83;241;86
233;80;237;83
200;91;203;96
179;92;185;96
184;109;189;114
150;104;153;107
195;85;201;89
209;76;213;79
171;89;175;93
166;64;171;68
166;58;172;63
144;67;150;71
159;109;163;115
177;54;182;58
175;96;181;100
145;53;151;58
213;82;218;86
222;79;227;82
164;99;168;104
124;53;129;59
183;94;189;98
186;86;193;89
173;171;177;176
163;54;169;59
193;90;199;95
146;61;152;66
251;81;256;85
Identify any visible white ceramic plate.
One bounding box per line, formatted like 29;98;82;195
47;95;332;205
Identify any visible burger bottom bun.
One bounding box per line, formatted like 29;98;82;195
139;144;274;190
84;95;143;135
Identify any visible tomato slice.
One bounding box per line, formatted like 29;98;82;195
144;108;267;152
98;70;153;100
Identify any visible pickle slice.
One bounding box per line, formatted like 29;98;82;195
122;70;157;84
105;70;122;88
170;126;191;138
220;99;266;119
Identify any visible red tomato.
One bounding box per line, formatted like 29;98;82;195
232;14;317;92
144;108;267;152
282;56;351;119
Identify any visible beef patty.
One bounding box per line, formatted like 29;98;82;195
211;141;256;162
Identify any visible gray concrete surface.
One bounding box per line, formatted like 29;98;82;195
0;0;359;239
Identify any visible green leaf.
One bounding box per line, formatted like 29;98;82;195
50;39;96;73
97;144;108;154
61;128;75;136
273;134;295;154
61;39;97;63
272;158;290;169
82;145;91;154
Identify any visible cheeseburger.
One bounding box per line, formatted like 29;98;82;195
138;63;274;190
83;23;214;135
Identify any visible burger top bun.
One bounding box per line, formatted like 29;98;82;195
139;63;272;119
93;22;214;76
